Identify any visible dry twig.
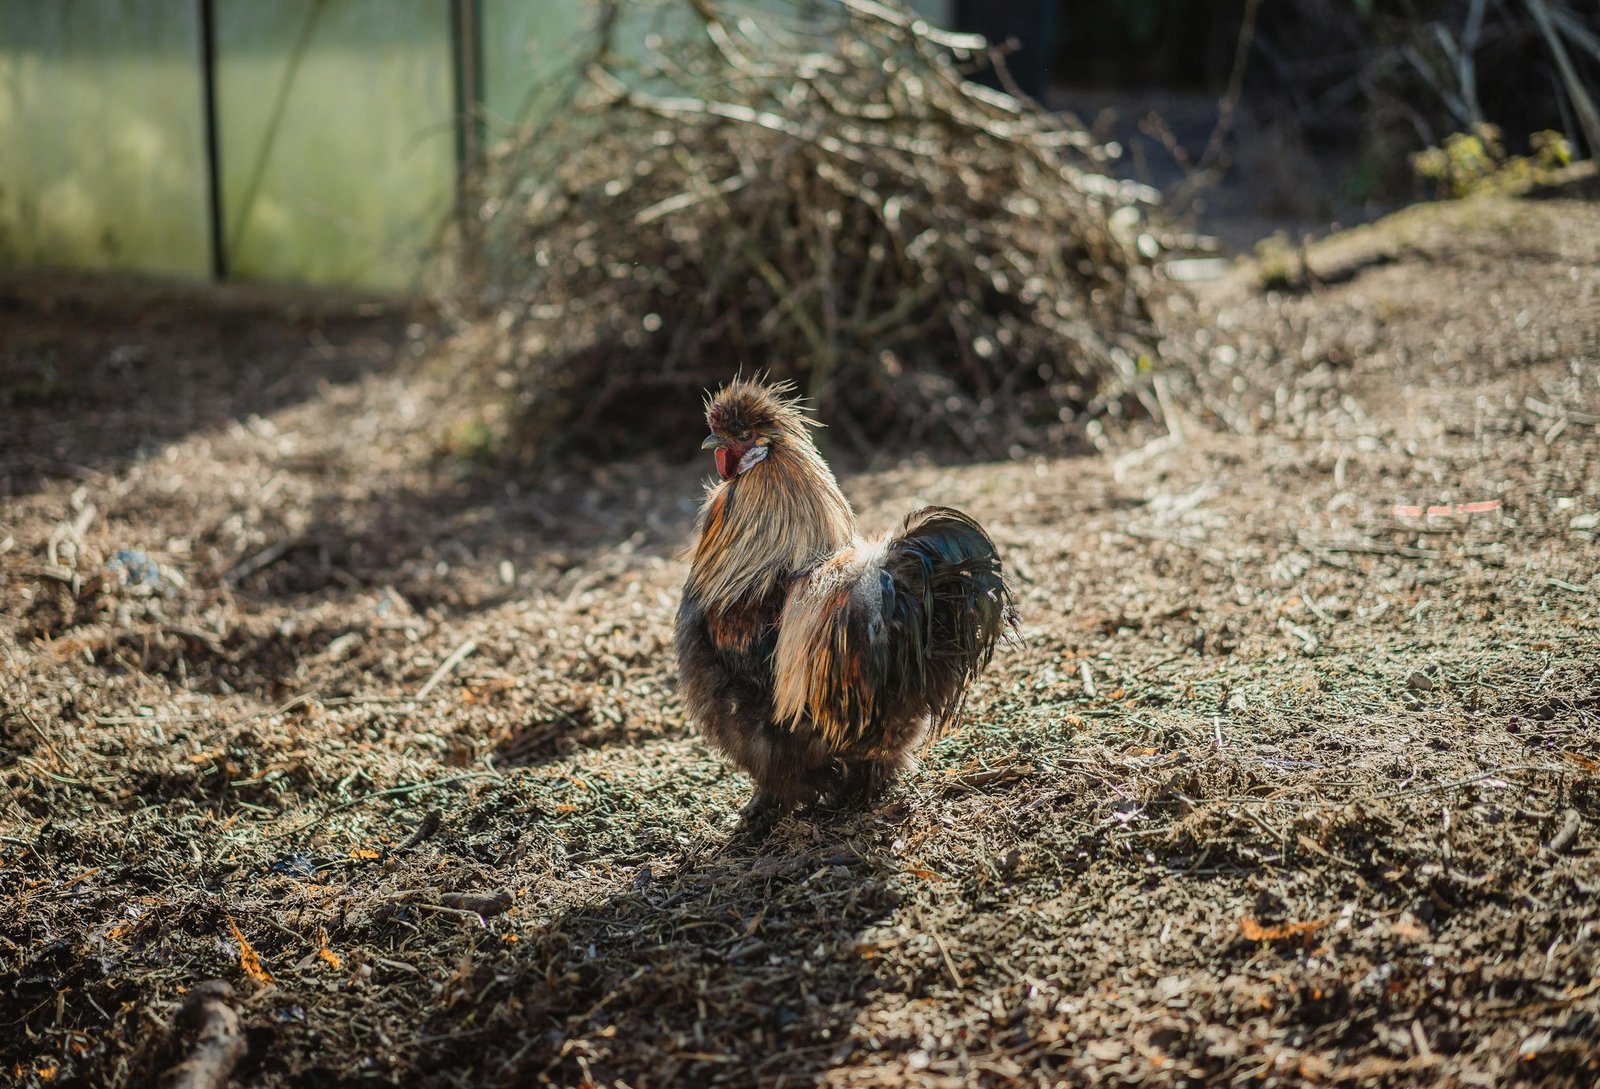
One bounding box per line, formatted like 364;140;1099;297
163;981;247;1089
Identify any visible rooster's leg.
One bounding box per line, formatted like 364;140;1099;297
819;760;889;813
731;791;788;841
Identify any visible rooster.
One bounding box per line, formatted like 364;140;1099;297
676;378;1016;829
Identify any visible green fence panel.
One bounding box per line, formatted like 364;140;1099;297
478;0;588;136
212;0;455;289
479;0;956;139
0;0;960;285
0;0;211;277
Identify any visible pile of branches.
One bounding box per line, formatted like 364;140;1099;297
477;0;1179;460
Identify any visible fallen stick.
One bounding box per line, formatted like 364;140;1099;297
223;538;300;584
164;981;247;1089
397;808;443;850
439;889;515;917
415;639;478;701
1547;808;1582;854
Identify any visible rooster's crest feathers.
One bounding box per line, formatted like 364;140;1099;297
705;377;815;440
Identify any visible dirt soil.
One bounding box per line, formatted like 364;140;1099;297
3;195;1598;1088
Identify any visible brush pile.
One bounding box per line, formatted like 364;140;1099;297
478;0;1181;459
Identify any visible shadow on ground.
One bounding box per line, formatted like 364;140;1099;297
402;826;898;1088
0;279;416;499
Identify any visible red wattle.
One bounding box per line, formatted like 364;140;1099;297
715;446;735;480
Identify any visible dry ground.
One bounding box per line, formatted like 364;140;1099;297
2;195;1598;1088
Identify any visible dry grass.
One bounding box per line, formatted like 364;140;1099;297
2;196;1598;1088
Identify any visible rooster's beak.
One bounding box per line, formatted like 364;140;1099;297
701;433;725;450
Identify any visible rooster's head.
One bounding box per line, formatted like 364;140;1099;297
701;378;814;481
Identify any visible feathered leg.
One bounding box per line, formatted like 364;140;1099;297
736;751;870;837
817;760;890;813
731;790;789;842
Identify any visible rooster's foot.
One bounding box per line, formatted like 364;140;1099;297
730;791;788;842
817;761;889;815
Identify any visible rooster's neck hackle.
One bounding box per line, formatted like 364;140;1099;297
688;394;856;613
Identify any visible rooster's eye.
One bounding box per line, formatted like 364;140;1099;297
738;430;752;442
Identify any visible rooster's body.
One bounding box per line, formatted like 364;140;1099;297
676;379;1015;824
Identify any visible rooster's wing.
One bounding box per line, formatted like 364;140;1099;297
772;506;1013;757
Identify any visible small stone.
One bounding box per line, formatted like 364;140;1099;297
1406;671;1435;693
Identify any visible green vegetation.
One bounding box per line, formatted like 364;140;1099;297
1411;125;1575;198
1253;231;1304;292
